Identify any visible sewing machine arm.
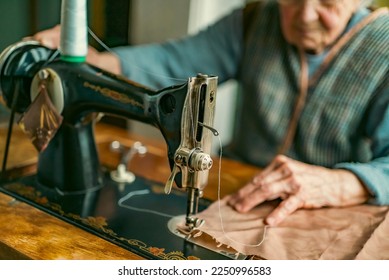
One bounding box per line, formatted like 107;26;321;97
0;42;218;222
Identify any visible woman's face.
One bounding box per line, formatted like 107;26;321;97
278;0;361;54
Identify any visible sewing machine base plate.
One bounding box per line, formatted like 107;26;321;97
0;169;245;260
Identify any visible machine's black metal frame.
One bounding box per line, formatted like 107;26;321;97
0;42;244;260
0;171;238;260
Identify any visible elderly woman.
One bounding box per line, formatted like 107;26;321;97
33;0;389;226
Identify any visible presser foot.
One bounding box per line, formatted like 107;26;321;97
167;215;247;260
186;215;205;230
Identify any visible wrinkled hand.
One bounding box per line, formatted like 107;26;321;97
228;155;370;226
25;24;61;49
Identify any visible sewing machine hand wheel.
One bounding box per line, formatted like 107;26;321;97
0;41;58;113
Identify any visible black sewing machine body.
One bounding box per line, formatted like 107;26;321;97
29;58;190;194
0;41;245;260
1;42;190;192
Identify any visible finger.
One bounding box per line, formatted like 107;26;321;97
264;175;301;196
227;181;258;206
22;36;33;41
266;191;289;201
228;166;276;208
231;176;297;212
22;35;56;49
252;155;289;184
265;195;304;226
40;38;58;49
254;163;291;187
252;158;281;183
231;183;278;213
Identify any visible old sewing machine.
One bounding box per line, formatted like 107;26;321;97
0;0;245;260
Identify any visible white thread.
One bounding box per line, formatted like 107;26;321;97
60;0;88;57
118;189;175;218
46;49;60;64
213;131;269;248
87;27;112;53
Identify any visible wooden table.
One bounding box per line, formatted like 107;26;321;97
0;123;259;260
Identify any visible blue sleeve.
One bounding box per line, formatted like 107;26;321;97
335;84;389;205
112;9;244;89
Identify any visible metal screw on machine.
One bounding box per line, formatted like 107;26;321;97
164;148;213;195
38;69;50;80
110;141;147;183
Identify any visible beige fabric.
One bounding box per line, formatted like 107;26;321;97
190;196;388;259
355;211;389;260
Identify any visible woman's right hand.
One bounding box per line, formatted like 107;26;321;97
27;25;61;49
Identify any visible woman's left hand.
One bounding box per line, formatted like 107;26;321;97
227;155;370;226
